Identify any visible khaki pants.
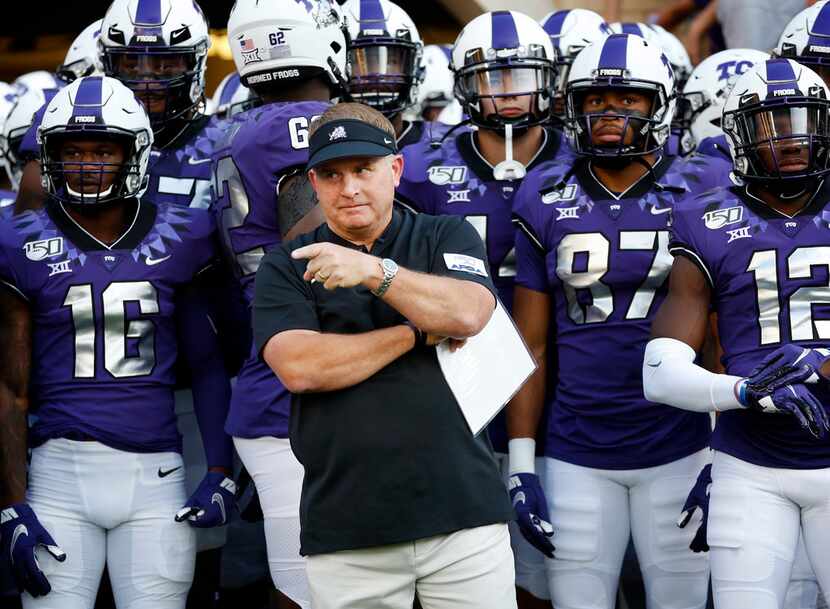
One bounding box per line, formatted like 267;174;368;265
306;523;517;609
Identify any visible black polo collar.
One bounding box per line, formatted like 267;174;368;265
318;207;403;256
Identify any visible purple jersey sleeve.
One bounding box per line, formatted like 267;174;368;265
514;230;548;293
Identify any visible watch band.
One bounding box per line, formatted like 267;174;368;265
372;258;398;297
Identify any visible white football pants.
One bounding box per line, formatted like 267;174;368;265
305;523;517;609
709;451;830;609
543;449;711;609
233;435;309;608
496;453;551;600
23;438;196;609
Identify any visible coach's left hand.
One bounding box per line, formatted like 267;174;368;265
292;242;377;291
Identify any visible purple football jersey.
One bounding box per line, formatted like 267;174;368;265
211;101;329;439
670;184;830;468
513;154;730;469
0;200;216;453
695;134;731;162
396;127;573;453
143;114;224;209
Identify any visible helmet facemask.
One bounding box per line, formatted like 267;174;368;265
346;33;423;117
41;130;150;205
102;43;207;136
455;49;556;132
567;81;669;159
723;91;830;191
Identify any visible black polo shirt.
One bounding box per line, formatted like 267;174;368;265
253;208;513;556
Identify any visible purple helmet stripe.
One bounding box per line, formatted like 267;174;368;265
541;10;569;46
598;34;629;70
491;11;520;50
620;22;643;36
812;3;830;34
806;3;830;53
439;45;452;61
134;0;163;26
765;58;802;97
359;0;388;33
219;74;241;106
69;77;104;127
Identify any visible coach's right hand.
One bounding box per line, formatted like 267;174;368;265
507;438;554;558
0;503;66;597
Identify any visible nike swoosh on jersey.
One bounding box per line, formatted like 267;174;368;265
158;466;182;478
187;157;212;165
650;206;672;215
646;360;662;368
211;493;226;524
145;255;172;266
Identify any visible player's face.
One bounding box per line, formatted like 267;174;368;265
752;107;812;174
309;154;404;235
472;67;537;119
58;137;127;196
581;89;654;147
110;53;191;114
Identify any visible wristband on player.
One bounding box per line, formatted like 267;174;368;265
508;437;536;474
403;321;426;348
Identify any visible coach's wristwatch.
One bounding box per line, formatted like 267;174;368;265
371;258;399;297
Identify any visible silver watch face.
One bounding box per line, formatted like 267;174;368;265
381;258;398;275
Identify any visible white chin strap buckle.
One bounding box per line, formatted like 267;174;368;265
493;122;527;181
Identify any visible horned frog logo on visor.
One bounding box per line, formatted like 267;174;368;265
329;126;347;141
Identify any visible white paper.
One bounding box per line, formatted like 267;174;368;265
436;300;537;436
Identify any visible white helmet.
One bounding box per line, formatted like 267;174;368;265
1;87;49;189
777;0;830;82
12;71;62;97
722;58;830;183
649;25;692;90
410;44;463;124
566;33;676;157
210;72;261;118
58;19;104;83
452;10;557;130
38;76;153;204
540;8;610;106
342;0;424;117
679;48;770;152
0;82;17;140
99;0;210;133
227;0;348;96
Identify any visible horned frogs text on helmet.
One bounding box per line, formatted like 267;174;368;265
777;0;830;84
1;87;50;189
678;49;770;153
38;75;153;204
57;19;104;83
452;10;557;130
227;0;348;96
99;0;210;133
210;72;261;119
722;58;830;184
566;33;676;157
540;9;611;118
342;0;424;117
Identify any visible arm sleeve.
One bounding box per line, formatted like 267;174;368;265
176;278;233;469
429;216;497;296
252;246;320;355
643;337;744;412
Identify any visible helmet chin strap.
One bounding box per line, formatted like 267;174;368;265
66;183;114;202
493;123;527;181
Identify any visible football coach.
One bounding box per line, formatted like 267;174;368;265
252;103;516;609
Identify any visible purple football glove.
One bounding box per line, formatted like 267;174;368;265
749;345;830;389
677;464;712;553
0;503;66;597
738;380;830;439
508;473;555;558
175;472;237;528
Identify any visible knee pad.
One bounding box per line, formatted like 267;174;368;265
547;469;602;563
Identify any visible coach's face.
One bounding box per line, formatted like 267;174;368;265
309;154;403;238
